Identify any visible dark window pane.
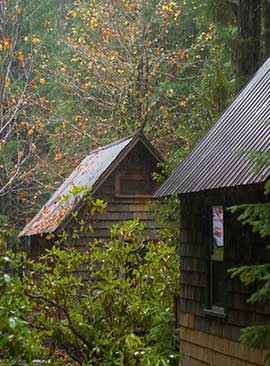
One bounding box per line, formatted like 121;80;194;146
121;179;152;195
211;261;225;307
116;176;154;196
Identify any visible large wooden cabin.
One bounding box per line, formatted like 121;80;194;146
20;131;162;257
155;58;270;365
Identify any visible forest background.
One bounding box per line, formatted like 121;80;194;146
1;0;270;365
1;0;269;229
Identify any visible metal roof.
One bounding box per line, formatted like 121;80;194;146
20;131;162;236
155;57;270;197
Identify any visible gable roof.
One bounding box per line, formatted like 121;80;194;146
155;57;270;197
20;131;162;236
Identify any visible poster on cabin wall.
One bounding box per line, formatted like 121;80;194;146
212;206;224;247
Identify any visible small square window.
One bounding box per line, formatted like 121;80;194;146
115;175;154;197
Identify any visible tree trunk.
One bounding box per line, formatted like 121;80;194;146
237;0;261;81
263;0;270;58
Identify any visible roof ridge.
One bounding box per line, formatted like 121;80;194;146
87;131;142;155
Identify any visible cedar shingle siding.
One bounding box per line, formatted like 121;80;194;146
179;185;270;365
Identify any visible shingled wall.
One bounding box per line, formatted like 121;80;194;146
179;183;270;366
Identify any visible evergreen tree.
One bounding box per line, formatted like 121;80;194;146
229;155;270;364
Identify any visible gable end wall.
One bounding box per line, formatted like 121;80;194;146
30;142;161;259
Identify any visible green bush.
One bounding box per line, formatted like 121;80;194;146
24;219;180;365
1;192;180;366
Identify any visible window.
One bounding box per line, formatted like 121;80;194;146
115;175;154;197
206;206;225;314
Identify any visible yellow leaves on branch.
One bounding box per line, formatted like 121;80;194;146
68;10;78;17
17;121;26;129
90;15;99;30
32;37;41;45
60;63;67;73
160;1;181;20
198;32;214;42
17;119;44;133
82;81;91;90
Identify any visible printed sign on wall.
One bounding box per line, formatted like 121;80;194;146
212;206;224;247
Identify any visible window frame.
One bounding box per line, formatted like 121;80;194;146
204;205;227;317
115;174;154;198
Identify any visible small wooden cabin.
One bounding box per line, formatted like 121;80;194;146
155;58;270;365
20;131;162;256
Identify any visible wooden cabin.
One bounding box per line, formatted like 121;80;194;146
20;131;162;256
155;58;270;365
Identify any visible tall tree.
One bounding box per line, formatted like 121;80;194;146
237;0;261;80
263;0;270;57
0;0;73;226
208;0;270;83
61;0;184;148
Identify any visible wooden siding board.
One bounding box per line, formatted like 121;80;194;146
179;184;270;365
180;320;265;365
181;244;206;258
181;271;206;288
181;284;204;302
181;258;205;273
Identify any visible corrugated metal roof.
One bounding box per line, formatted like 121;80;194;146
20;136;132;236
155;57;270;197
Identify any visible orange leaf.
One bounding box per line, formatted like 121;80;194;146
69;10;77;17
17;121;26;129
54;150;62;161
17;52;24;62
180;52;189;60
30;80;36;88
3;38;12;49
15;6;22;14
43;20;49;28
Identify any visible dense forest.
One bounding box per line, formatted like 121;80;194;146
1;1;270;365
1;0;269;228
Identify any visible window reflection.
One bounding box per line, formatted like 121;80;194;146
212;206;224;261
